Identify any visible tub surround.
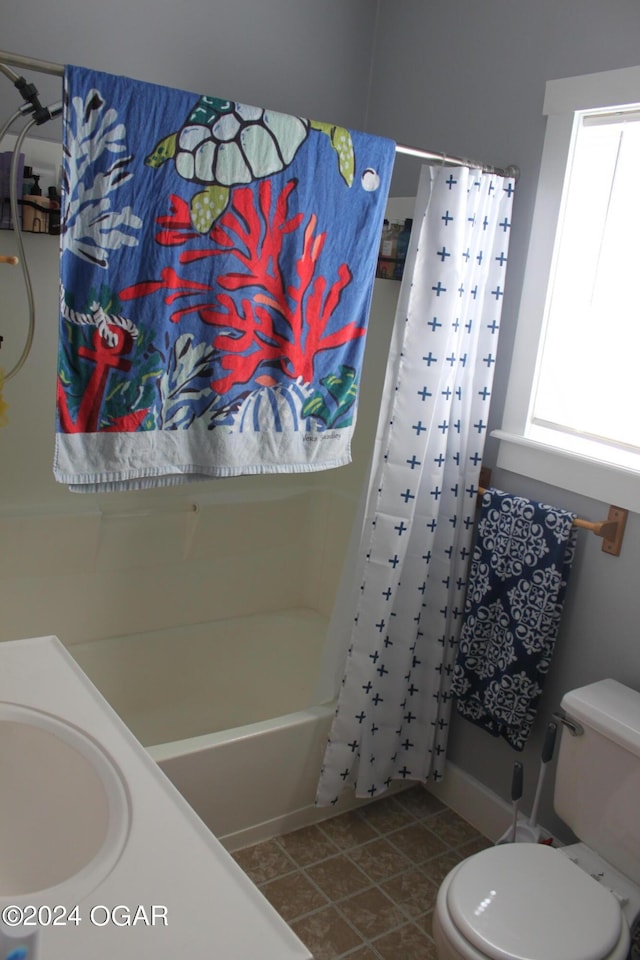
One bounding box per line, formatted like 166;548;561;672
0;635;312;959
68;608;378;849
70;608;329;747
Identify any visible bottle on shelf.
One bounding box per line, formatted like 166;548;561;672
393;218;412;280
47;185;61;235
22;173;50;233
377;219;399;279
21;165;34;196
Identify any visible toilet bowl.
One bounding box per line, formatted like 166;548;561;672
433;680;640;960
433;842;636;960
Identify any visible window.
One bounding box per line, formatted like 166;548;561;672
495;66;640;514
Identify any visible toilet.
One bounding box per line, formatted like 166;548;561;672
434;679;640;960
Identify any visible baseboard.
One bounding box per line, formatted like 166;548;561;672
219;781;411;853
427;761;513;843
221;762;547;853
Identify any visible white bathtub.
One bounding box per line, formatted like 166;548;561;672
70;607;344;850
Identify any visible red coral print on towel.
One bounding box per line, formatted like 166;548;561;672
120;179;363;395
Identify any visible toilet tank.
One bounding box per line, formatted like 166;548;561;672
555;678;640;885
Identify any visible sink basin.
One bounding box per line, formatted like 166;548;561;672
0;702;130;901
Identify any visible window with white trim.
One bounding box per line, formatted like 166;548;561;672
495;66;640;514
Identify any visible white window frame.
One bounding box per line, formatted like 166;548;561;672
494;65;640;514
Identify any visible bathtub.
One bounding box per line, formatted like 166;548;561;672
70;607;347;850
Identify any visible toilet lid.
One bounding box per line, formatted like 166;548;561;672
447;843;623;960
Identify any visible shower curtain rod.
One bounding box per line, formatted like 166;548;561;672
395;144;517;179
0;49;518;178
0;49;63;78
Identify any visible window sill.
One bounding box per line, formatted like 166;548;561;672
493;429;640;515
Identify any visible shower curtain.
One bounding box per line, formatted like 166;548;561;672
317;163;515;804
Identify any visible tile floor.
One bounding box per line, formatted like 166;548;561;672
232;786;491;960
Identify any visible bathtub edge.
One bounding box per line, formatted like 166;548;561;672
147;703;335;763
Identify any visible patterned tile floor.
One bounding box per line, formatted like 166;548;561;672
232;787;491;960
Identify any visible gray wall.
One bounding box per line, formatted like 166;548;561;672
1;0;375;131
2;0;640;837
367;0;640;836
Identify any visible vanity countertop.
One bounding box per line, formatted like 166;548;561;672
0;635;313;959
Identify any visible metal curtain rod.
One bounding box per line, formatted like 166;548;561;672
0;49;63;78
396;144;518;179
0;50;518;178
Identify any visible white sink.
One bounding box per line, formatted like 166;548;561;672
0;702;130;902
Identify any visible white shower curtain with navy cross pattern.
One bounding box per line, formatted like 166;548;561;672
317;163;515;804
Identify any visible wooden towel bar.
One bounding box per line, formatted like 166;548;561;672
477;484;628;557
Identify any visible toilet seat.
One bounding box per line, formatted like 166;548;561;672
436;844;630;960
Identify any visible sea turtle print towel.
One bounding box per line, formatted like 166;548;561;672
54;65;395;491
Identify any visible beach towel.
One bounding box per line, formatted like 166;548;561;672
54;65;395;491
452;488;577;750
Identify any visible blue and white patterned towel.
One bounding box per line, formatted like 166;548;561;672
54;65;395;491
452;488;577;750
